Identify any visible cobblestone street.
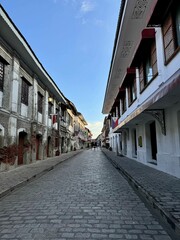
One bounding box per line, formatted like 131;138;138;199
0;150;172;240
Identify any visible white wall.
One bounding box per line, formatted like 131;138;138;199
118;27;180;128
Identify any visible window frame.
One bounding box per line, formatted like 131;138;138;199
139;41;158;93
162;2;180;64
21;77;30;106
0;60;5;92
121;91;127;114
128;77;137;106
37;92;43;114
48;102;53;118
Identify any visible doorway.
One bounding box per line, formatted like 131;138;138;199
18;131;27;165
132;129;137;157
150;121;157;160
61;137;64;153
36;134;42;160
122;131;127;155
47;136;51;157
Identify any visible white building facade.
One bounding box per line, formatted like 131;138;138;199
102;0;180;178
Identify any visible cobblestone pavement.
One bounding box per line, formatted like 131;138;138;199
102;148;180;239
0;149;172;240
0;150;83;198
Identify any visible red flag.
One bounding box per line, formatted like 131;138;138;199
111;117;118;129
52;115;57;124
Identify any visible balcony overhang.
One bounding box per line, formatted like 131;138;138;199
102;0;158;114
113;68;180;133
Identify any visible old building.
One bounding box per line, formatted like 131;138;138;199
102;0;180;178
0;5;90;171
85;127;93;148
74;112;88;149
101;116;110;148
62;98;91;151
0;5;69;171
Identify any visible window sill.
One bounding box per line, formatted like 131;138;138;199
140;72;158;94
122;109;127;114
128;97;137;107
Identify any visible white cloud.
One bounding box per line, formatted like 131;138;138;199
87;121;103;139
80;0;95;13
62;0;96;25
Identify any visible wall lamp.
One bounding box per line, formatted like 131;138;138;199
48;97;53;103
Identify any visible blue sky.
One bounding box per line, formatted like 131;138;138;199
0;0;120;138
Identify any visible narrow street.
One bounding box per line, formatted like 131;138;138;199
0;150;172;240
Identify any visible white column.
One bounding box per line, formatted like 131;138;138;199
44;91;49;126
32;78;38;121
11;57;20;113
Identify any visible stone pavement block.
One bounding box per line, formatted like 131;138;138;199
102;148;180;238
0;150;175;240
91;233;108;238
109;233;124;238
61;232;75;238
0;150;83;199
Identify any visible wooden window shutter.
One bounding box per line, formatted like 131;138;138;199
123;93;127;112
38;92;43;114
151;41;158;76
139;64;144;92
163;14;175;61
21;78;29;105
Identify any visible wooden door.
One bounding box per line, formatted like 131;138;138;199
47;136;51;157
36;135;40;160
150;121;157;160
18;132;26;165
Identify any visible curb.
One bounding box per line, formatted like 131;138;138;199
0;150;83;200
102;150;180;240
